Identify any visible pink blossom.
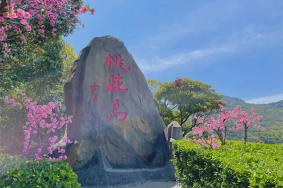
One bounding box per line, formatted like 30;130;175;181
208;136;219;149
25;24;31;31
58;148;65;154
80;5;89;13
20;19;28;25
192;105;263;148
20;35;27;43
90;8;95;15
198;138;206;146
0;1;94;57
35;148;42;161
192;126;205;136
3;95;73;161
4;96;17;106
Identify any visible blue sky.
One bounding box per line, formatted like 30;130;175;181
66;0;283;104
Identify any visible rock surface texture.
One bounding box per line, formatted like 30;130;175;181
64;36;174;186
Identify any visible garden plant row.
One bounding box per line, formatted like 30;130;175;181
173;139;283;188
0;152;80;188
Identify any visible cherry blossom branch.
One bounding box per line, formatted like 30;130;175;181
3;94;73;161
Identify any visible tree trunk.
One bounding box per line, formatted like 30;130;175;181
223;126;227;145
179;112;183;127
244;123;248;144
216;129;225;145
220;136;225;145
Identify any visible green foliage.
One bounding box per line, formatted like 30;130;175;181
173;139;283;188
0;43;77;154
0;160;80;188
181;120;193;136
22;43;77;103
147;80;160;91
0;38;76;98
154;100;176;126
151;78;223;130
1;38;62;96
0;151;24;177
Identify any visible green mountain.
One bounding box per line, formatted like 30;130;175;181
224;96;283;144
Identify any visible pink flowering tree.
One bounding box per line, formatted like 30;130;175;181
192;125;219;149
192;105;240;147
0;0;94;58
3;94;73;161
234;108;263;144
192;105;263;148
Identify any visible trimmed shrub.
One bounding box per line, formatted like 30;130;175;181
173;139;283;188
0;159;80;188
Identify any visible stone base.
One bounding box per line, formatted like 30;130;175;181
76;156;175;187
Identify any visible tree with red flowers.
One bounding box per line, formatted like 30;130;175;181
0;0;94;63
0;0;94;96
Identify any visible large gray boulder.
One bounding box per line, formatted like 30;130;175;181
64;36;173;186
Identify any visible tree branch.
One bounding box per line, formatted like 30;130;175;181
180;112;191;126
170;104;178;111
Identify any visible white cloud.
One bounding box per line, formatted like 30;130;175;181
132;2;283;74
246;93;283;104
136;27;281;73
137;46;233;72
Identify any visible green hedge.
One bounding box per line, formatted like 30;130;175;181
173;140;283;188
0;159;80;188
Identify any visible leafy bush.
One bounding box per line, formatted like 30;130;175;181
173;139;283;188
0;159;80;188
0;152;24;176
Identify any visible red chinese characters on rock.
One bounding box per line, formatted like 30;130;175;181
106;99;128;122
89;82;100;102
105;54;131;73
105;74;128;93
89;53;131;124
